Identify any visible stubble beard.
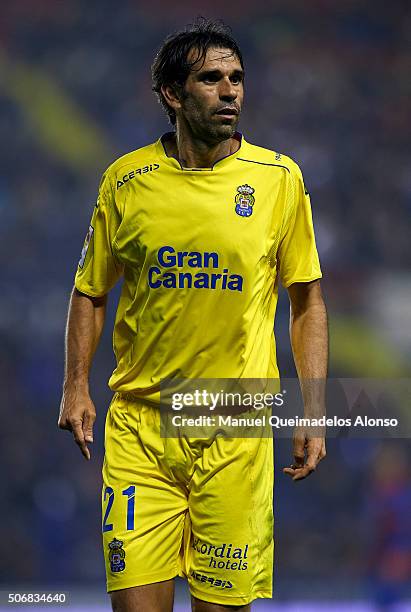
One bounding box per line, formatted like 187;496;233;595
180;94;240;144
192;112;240;144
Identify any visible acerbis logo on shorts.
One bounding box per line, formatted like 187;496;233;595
191;570;233;589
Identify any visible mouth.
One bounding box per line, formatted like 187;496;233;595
215;107;239;119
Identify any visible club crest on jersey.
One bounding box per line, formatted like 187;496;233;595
235;185;255;218
108;538;126;572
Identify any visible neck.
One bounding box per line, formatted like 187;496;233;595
164;124;240;168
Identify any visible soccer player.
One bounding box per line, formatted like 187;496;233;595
58;19;328;612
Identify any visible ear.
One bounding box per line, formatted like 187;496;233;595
161;84;182;114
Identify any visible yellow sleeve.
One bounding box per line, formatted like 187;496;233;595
74;169;124;297
278;163;322;288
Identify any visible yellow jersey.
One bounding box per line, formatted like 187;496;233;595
74;132;322;400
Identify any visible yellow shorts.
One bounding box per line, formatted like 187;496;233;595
102;393;274;606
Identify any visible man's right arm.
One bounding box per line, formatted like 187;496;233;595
58;287;108;460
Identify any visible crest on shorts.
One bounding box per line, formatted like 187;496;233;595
108;538;126;572
235;185;255;218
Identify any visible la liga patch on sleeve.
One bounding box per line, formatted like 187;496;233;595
78;225;94;268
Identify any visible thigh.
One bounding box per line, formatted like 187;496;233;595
110;580;174;612
103;395;188;593
187;436;274;607
191;593;250;611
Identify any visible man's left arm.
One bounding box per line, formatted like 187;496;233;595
283;279;328;481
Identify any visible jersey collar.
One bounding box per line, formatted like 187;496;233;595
156;131;245;172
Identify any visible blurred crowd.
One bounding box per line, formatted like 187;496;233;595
0;0;410;605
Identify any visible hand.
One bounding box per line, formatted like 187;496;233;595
58;384;96;460
283;426;326;481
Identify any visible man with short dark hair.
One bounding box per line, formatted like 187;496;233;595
59;19;327;612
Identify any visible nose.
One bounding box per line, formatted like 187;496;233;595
219;77;237;101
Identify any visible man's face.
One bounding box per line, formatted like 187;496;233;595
176;46;244;143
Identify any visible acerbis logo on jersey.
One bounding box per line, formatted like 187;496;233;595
235;184;255;217
116;164;160;189
108;538;126;572
78;225;94;269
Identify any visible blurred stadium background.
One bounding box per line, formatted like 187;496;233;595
0;0;410;610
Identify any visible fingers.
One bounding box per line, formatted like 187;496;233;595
283;465;314;481
72;419;91;461
293;449;305;468
283;436;326;482
292;429;306;467
58;396;96;461
82;410;96;444
306;437;325;469
57;411;70;431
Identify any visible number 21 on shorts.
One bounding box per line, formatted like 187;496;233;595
102;485;136;532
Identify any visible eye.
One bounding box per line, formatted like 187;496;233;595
231;75;243;85
203;75;219;83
